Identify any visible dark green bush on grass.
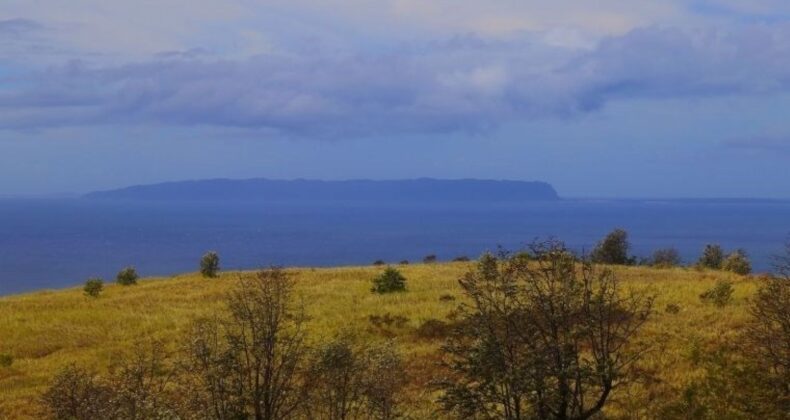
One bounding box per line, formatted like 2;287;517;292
698;244;725;269
452;256;470;262
653;247;681;268
116;266;138;286
0;353;12;367
200;251;220;278
372;259;386;266
592;228;632;265
371;267;407;294
423;254;437;264
700;280;734;307
723;250;751;275
83;278;104;298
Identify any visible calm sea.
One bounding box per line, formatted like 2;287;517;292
1;198;789;295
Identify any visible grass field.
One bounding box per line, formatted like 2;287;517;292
0;262;759;419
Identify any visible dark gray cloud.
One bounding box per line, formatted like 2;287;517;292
3;24;790;137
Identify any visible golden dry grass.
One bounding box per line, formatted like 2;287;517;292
0;263;759;419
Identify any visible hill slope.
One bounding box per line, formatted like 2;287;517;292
0;263;756;418
84;178;560;202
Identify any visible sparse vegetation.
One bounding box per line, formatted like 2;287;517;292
199;251;220;278
0;258;775;418
115;266;139;286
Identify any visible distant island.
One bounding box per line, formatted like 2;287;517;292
85;178;560;202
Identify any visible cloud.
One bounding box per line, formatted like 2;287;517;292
2;24;790;137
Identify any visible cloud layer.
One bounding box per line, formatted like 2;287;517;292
3;23;790;137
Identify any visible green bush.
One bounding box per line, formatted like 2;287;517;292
372;259;386;266
452;256;470;262
700;280;734;307
0;353;12;367
200;251;220;278
653;248;681;268
592;228;632;265
722;250;751;275
83;278;104;298
698;244;724;269
371;267;407;294
423;254;437;264
116;266;138;286
398;260;409;265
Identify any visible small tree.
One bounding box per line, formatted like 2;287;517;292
372;260;386;266
439;241;653;419
722;249;751;275
592;228;631;265
371;267;407;294
200;251;220;278
698;244;724;269
652;247;681;268
83;278;104;298
423;254;437;264
362;344;407;420
116;266;139;286
307;335;368;420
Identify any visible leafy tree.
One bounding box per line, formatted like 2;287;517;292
116;266;139;286
200;251;220;278
591;228;632;265
439;241;653;419
362;344;407;420
371;267;407;294
722;249;751;275
698;244;724;269
83;278;104;298
652;247;681;268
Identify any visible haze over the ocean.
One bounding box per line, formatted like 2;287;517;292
2;1;790;198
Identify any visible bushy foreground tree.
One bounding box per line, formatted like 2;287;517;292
438;243;654;419
200;251;220;278
592;228;632;265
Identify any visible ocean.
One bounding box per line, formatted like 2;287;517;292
1;198;789;295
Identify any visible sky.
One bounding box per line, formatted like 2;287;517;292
2;1;790;198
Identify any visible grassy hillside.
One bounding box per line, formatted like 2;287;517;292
0;263;758;419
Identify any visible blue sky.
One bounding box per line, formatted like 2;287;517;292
1;1;790;198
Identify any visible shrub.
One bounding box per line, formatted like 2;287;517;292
0;353;12;367
116;266;138;286
700;280;734;307
41;365;112;419
362;344;407;420
665;303;681;314
414;318;451;339
398;260;409;265
592;228;632;265
371;267;407;294
722;250;751;275
452;256;470;262
423;254;437;264
83;278;104;298
698;244;724;269
653;247;681;268
200;251;220;278
372;259;386;266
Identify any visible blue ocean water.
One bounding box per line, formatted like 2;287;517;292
1;198;789;295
